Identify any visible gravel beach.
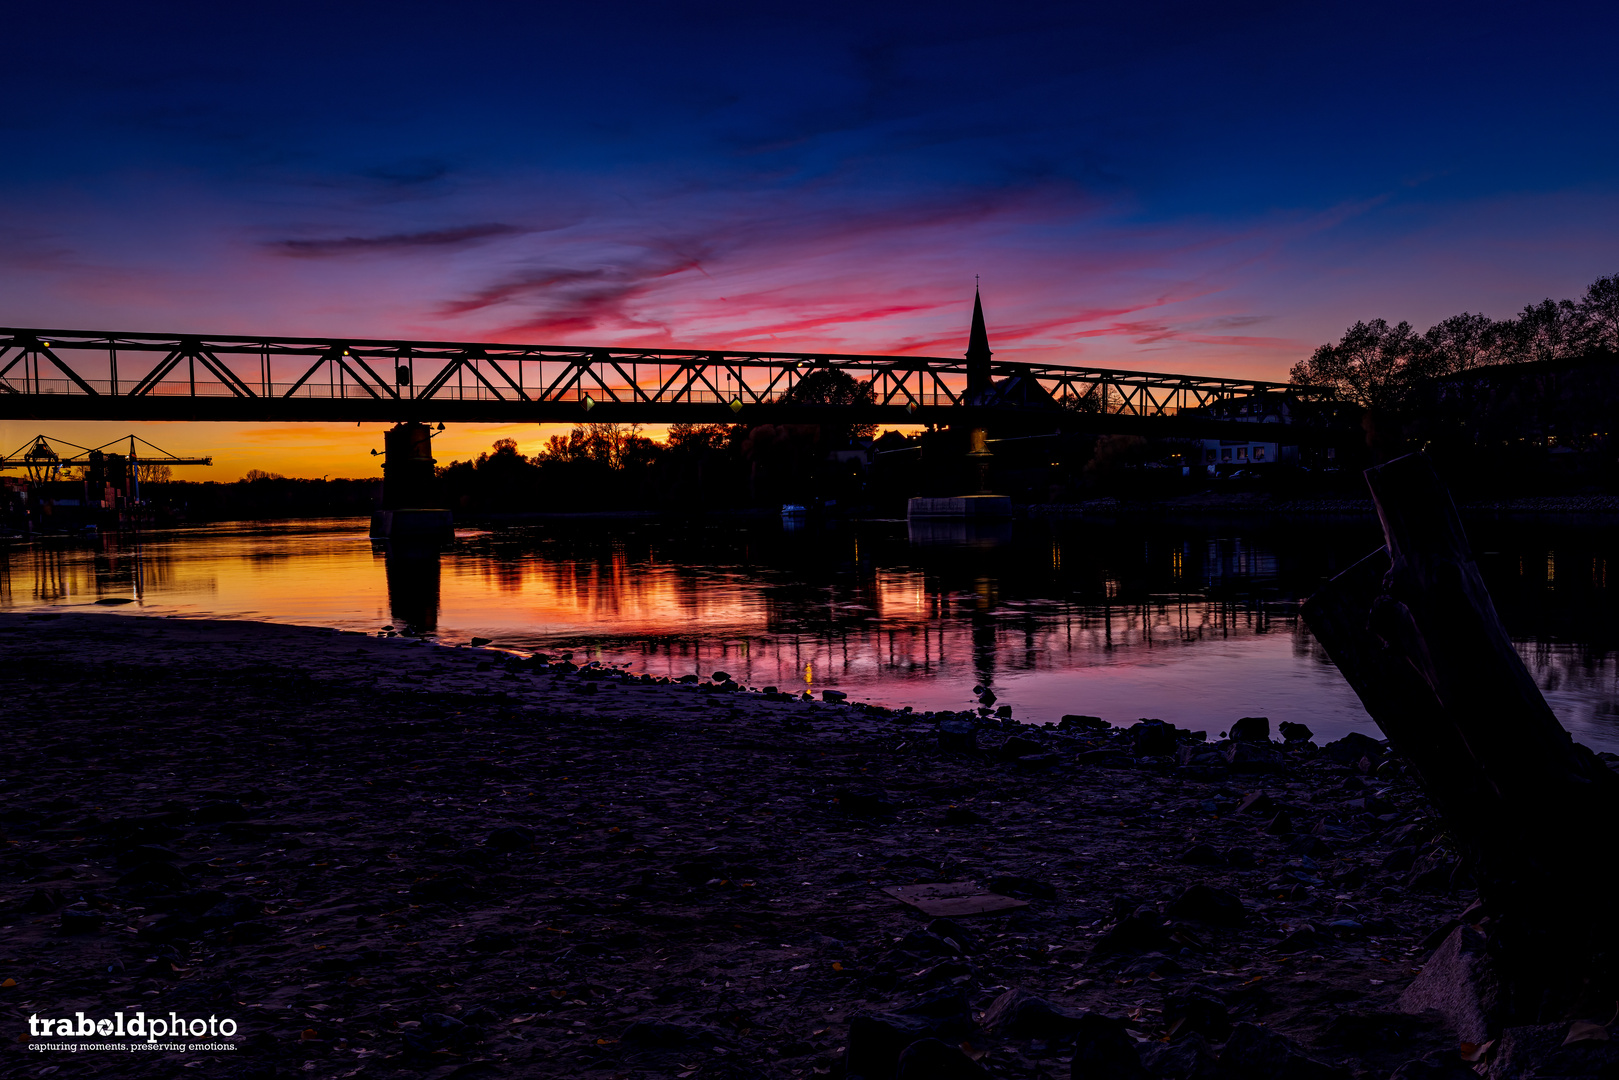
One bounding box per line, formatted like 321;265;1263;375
0;612;1481;1079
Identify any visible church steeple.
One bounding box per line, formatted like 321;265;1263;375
966;285;992;397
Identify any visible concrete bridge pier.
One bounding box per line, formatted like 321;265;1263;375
967;426;993;495
370;422;453;543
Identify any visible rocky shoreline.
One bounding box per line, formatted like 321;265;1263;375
0;613;1553;1078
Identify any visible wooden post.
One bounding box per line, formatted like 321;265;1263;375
1302;452;1619;1022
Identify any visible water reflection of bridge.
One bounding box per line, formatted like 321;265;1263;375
7;518;1619;743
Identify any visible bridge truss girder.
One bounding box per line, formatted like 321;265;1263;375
0;327;1329;440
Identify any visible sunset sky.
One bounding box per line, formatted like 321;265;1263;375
4;1;1618;478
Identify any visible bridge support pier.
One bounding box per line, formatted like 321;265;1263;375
370;422;453;543
966;426;993;495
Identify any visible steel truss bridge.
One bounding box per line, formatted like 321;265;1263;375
0;327;1326;439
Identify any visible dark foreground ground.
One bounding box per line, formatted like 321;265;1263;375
0;613;1491;1079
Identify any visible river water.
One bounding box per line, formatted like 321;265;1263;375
5;514;1619;751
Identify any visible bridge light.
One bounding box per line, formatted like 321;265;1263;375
729;397;743;413
582;393;596;412
906;402;917;415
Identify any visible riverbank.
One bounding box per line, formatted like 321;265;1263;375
0;614;1501;1078
1029;491;1619;518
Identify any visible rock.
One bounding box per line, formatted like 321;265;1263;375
1094;907;1171;954
193;801;250;823
1165;884;1246;928
621;1020;692;1048
1286;835;1333;859
711;670;730;681
1141;1031;1218;1078
942;806;990;826
1176;744;1226;768
1481;1024;1568;1078
1381;846;1418;873
59;906;105;934
116;861;190;891
1235;791;1276;815
895;1038;989;1079
1220;1022;1347;1079
986;874;1056;900
116;844;182;867
823;689;848;702
1131;720;1178;757
1179;843;1226;866
1321;732;1386;766
1224;847;1257;869
1061;715;1111;732
1390;1058;1482;1079
228;920;276;943
1356;793;1394;816
1318;1011;1437;1056
1406;852;1456;892
1274;926;1328;953
896;930;960;958
403;1012;473;1054
996;734;1042;758
846;1013;938;1080
925;919;979;955
461;1004;500;1026
1483;1022;1619;1079
938;718;978;754
486;825;535;852
1229;717;1271;742
982;988;1081;1039
1070;1012;1148;1079
833;786;895;818
899;987;973;1020
409;871;482;903
1225;741;1285;772
1397;925;1499;1044
1278;721;1314;743
1122;952;1182;979
201;894;266;926
1164;985;1228;1039
467;929;516;952
21;887;66;914
1262;810;1294;835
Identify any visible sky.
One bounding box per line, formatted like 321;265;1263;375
4;1;1619;478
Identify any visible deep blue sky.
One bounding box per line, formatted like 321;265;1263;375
5;0;1618;381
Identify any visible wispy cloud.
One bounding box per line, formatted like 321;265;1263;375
441;247;714;337
266;223;524;258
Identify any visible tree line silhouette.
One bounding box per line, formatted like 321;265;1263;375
1291;273;1619;411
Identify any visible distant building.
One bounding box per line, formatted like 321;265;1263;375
1196;393;1303;472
